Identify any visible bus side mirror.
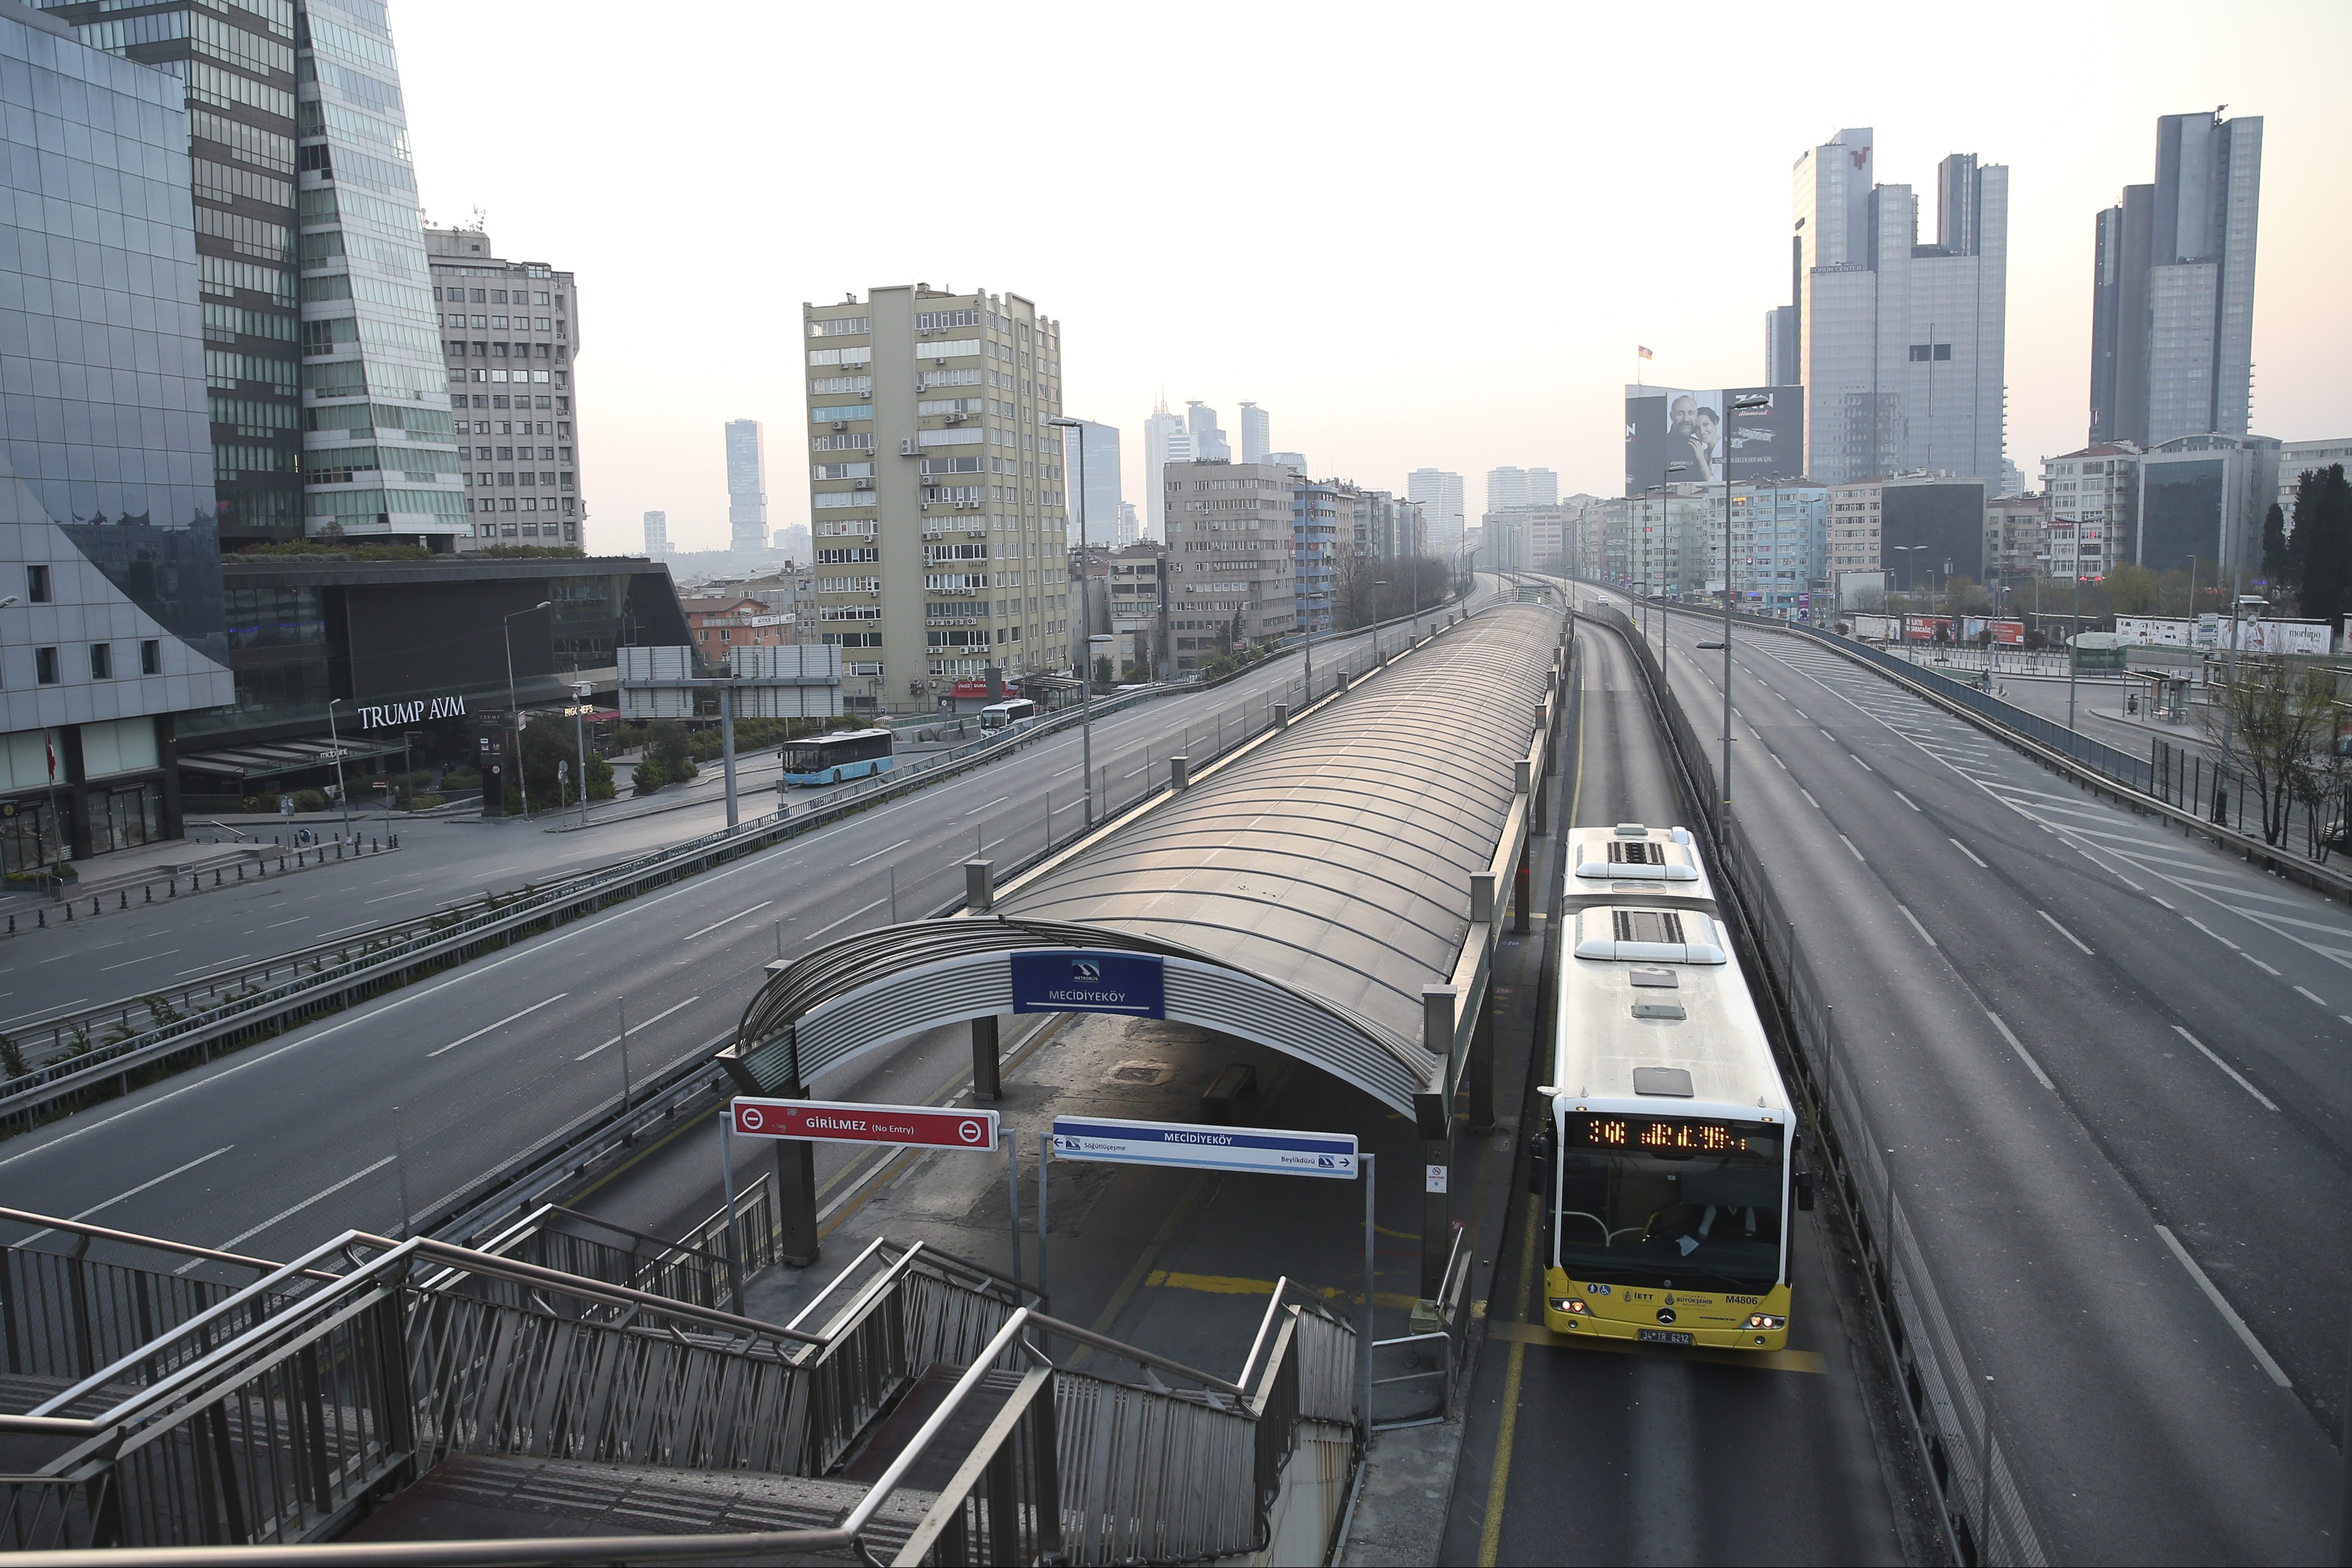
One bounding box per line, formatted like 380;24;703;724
1794;1169;1816;1213
1527;1131;1552;1196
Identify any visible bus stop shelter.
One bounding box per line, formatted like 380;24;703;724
720;603;1569;1291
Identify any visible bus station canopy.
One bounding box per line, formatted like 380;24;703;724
722;603;1565;1123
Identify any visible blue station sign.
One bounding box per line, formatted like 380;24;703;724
1010;950;1165;1018
1050;1115;1359;1179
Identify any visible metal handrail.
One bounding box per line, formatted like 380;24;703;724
0;1203;341;1282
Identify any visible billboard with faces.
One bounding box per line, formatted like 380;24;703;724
1624;385;1803;495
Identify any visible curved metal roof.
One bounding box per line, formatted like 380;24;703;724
995;603;1561;1058
722;603;1564;1116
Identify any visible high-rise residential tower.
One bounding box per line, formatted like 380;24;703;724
1061;421;1123;549
1186;402;1229;462
725;419;768;554
1781;128;2009;486
2089;112;2263;449
1409;469;1466;546
1239;402;1270;464
643;511;669;554
802;286;1067;711
1486;467;1560;513
427;226;583;550
1143;399;1192;540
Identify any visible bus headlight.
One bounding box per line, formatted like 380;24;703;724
1745;1313;1786;1331
1550;1297;1589;1315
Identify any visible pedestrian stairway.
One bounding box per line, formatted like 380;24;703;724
0;1200;1357;1564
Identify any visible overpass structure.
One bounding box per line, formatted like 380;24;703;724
721;603;1569;1294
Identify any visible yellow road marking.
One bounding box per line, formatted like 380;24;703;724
1484;1318;1825;1373
1143;1268;1417;1311
1481;651;1583;1567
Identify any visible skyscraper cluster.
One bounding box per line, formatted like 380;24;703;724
1776;128;2010;488
2089;112;2263;451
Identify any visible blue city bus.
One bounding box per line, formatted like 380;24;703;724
780;728;895;787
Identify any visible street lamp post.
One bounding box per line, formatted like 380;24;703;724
325;698;353;840
1046;417;1097;825
571;682;593;829
503;600;552;819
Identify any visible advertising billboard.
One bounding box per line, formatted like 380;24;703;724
1624;385;1802;494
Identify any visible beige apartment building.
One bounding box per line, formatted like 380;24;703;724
1165;460;1296;652
1826;480;1885;576
801;286;1069;713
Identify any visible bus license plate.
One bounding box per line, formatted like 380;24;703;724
1638;1330;1694;1346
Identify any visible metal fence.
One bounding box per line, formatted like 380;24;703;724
1786;623;2155;792
1597;605;2050;1567
3;1207;1357;1566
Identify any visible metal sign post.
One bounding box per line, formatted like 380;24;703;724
730;1096;1007;1289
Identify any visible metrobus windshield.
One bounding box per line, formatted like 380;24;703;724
1554;1113;1783;1291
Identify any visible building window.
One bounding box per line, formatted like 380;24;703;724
140;640;161;676
26;564;48;604
34;647;57;685
89;644;112;679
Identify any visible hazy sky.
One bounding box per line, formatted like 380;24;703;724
398;1;2350;554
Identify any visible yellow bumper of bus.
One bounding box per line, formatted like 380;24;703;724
1542;1268;1791;1351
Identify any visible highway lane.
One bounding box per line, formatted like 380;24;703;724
0;601;1481;1276
0;605;1470;1036
1601;586;2342;1561
1442;617;1911;1566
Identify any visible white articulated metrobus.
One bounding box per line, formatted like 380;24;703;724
1531;822;1812;1352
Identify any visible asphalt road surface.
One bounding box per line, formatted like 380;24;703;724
0;597;1484;1280
1596;586;2343;1563
1439;611;1913;1567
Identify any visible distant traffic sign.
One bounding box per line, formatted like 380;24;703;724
1050;1115;1358;1179
730;1096;998;1152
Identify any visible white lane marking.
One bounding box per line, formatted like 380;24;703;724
2183;915;2240;951
7;1145;234;1246
2244;955;2281;975
2296;986;2325;1005
2038;909;2095;955
263;916;304;929
425;992;569;1058
1896;904;1937;947
1838;834;1865;863
1770;752;1787;770
576;996;702;1061
99;950;178;971
2154;1224;2291;1387
319;922;376;937
1799;789;1821;810
1984;1012;2055;1091
2151;897;2175;910
1819;728;1836;741
1949;838;1988;869
362;889;423;904
2171;1025;2280;1113
849;838;913;868
1892;790;1920;812
1850;754;1873;772
805;898;888;942
204;1155;398;1259
683;901;774;941
175;956;248;975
